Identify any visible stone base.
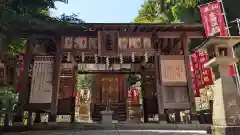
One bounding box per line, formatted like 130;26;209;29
100;110;114;124
159;120;167;124
209;126;240;135
128;105;141;123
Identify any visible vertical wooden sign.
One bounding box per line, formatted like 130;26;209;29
29;56;54;103
98;31;119;56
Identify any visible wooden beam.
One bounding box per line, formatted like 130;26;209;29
19;38;34;112
61;49;157;57
57;31;203;38
161;38;168;53
70;61;77;123
50;37;61;115
78;71;140;74
181;34;198;123
186;32;204;38
155;55;165;123
157;32;203;38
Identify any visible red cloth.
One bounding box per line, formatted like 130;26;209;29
17;62;24;92
228;64;236;77
1;53;5;64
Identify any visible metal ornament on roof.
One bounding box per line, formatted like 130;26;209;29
132;52;135;63
144;52;148;63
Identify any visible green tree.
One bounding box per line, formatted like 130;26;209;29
134;0;212;50
0;0;84;57
0;0;85;126
0;0;85;65
77;74;92;90
135;0;173;23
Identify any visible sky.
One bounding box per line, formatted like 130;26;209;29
51;0;145;23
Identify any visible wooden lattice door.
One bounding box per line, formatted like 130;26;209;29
101;77;119;103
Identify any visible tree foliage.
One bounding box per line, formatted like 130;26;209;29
0;0;63;33
135;0;173;23
135;0;199;23
0;0;85;60
0;0;85;39
134;0;216;50
0;0;85;89
77;74;92;90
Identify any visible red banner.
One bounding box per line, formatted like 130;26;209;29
228;64;236;76
202;68;214;86
199;1;227;36
128;87;139;104
75;92;79;105
190;52;213;97
17;53;24;93
192;72;200;97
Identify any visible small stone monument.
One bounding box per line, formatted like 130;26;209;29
100;99;113;124
199;37;240;135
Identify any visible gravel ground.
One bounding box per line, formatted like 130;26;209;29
3;130;208;135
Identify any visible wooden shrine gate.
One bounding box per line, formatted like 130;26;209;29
16;23;204;124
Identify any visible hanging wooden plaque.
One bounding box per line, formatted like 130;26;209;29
98;31;119;56
160;55;187;86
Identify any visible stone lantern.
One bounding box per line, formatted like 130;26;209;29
199;36;240;135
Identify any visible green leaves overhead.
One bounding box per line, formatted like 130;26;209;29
135;0;173;23
134;0;210;51
0;0;85;59
77;74;92;90
135;0;202;23
0;0;85;85
0;0;84;36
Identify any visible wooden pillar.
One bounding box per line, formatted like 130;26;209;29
50;37;61;121
140;72;148;123
0;33;6;62
17;38;34;122
71;60;77;123
0;35;6;85
124;74;129;121
27;111;33;128
181;33;198;123
155;55;166;123
34;111;41;123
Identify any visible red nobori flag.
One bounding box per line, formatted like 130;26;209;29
228;64;236;77
199;52;209;68
199;1;227;36
190;52;213;97
192;72;200;97
191;52;201;70
202;68;214;86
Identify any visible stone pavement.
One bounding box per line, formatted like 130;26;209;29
3;130;208;135
0;123;210;134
